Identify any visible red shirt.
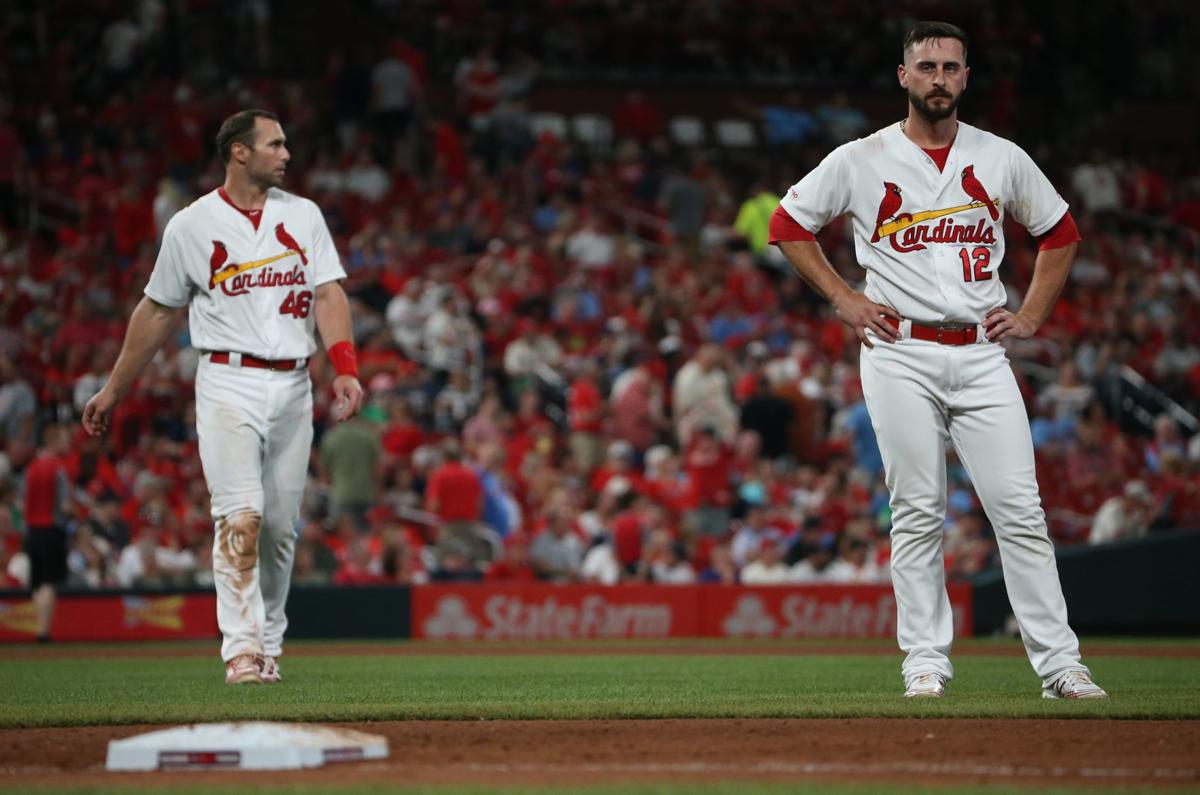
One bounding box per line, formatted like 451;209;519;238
485;560;537;582
425;461;483;522
24;453;67;528
568;377;603;433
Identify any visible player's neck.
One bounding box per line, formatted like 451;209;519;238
901;112;958;149
221;175;270;210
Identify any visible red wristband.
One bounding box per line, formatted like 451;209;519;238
328;340;358;378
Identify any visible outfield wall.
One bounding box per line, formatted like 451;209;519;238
0;584;971;643
972;530;1200;635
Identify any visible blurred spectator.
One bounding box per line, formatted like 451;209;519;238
611;353;666;454
566;214;618;270
740;532;790;584
319;414;383;525
683;426;733;536
0;355;36;447
825;536;887;584
474;441;519;539
503;319;563;397
24;425;71;640
1090;480;1155;545
486;533;536;582
425;441;488;564
816;93;868;144
659;156;708;254
115;523;197;589
740;374;795;460
530;504;584;582
1070;149;1121;216
612;90;664;143
1145;414;1186;475
567;360;605;474
733;177;780;257
370;45;420;146
333;537;389;585
698;541;739;584
672;344;736;445
645;535;696;585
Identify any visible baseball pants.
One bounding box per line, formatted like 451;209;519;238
196;356;313;662
860;328;1087;687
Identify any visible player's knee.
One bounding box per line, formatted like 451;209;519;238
217;511;262;572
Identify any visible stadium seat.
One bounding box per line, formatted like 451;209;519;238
530;112;569;140
715;118;758;148
669;116;705;147
572;114;613;148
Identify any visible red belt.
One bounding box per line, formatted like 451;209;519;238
209;352;308;371
884;316;979;346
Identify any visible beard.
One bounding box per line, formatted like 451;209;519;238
249;163;286;190
909;88;961;122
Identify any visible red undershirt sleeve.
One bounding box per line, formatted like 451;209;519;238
769;205;817;244
1035;211;1081;251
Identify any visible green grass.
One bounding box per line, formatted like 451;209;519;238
1;642;1198;727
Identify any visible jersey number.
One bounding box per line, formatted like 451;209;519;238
959;247;992;282
279;290;313;318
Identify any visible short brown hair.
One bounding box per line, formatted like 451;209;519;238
903;21;968;63
215;109;278;165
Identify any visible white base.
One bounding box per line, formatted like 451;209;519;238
105;722;389;771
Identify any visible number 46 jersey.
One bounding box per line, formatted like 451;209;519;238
145;187;347;359
777;121;1069;326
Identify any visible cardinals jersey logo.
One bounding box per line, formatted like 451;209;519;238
871;172;1001;253
871;182;903;243
275;222;308;266
960;165;999;220
207;232;309;297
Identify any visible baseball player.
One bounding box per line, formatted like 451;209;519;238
82;110;364;685
771;22;1107;700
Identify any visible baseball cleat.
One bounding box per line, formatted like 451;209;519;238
904;672;946;698
260;655;282;683
1042;670;1107;700
224;654;263;685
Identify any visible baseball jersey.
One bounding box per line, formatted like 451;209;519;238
145;188;346;358
778;121;1068;325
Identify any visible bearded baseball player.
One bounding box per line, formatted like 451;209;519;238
82;110;364;685
771;22;1107;700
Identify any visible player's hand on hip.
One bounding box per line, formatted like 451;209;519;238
81;388;118;436
331;375;364;421
834;293;901;349
984;307;1038;342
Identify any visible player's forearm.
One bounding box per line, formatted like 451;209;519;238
314;282;353;347
1017;242;1076;330
776;240;859;309
104;297;181;399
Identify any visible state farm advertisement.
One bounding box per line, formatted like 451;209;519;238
700;584;972;638
0;592;219;642
414;585;699;640
412;584;972;641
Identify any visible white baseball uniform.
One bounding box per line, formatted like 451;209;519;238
146;186;346;662
779;121;1088;688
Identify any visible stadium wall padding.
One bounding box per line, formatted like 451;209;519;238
971;530;1200;635
284;584;412;639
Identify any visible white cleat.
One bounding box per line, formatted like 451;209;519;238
260;655;282;684
904;672;946;698
1042;669;1108;700
224;654;263;685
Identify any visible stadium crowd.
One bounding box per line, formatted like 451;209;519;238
1;1;1199;592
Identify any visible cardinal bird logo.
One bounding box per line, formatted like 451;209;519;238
871;182;903;243
275;223;308;266
961;165;999;221
208;240;229;289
